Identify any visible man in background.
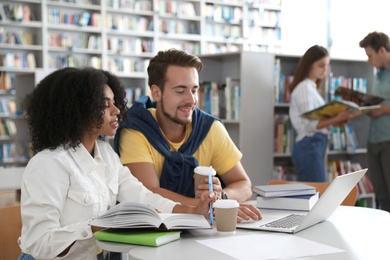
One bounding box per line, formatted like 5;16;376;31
359;31;390;212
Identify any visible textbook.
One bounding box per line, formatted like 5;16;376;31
256;192;320;211
335;86;384;106
301;100;381;120
89;201;211;230
94;230;181;247
252;183;316;198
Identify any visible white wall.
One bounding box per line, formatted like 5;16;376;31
281;0;390;60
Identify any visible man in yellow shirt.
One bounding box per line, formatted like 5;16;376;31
115;49;261;220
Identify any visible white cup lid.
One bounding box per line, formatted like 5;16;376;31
194;166;216;176
213;199;239;208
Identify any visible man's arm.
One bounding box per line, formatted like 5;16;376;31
125;162;199;206
218;162;253;202
368;103;390;118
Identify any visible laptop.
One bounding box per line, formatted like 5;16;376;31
237;168;367;234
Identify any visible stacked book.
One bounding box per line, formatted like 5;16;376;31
252;183;319;211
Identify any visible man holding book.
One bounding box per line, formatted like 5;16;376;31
114;49;261;221
359;31;390;212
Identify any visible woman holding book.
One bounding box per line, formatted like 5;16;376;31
288;45;353;182
17;68;219;260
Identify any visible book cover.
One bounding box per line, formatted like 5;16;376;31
256;192;319;211
252;183;316;197
89;201;211;230
94;230;181;247
301;100;380;120
335;86;384;106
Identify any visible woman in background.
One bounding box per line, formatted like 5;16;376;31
288;45;353;182
18;67;214;260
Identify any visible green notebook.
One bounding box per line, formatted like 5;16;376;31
94;230;181;247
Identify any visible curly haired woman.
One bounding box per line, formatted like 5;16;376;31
17;67;214;260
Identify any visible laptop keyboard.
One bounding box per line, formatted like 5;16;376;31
263;214;306;229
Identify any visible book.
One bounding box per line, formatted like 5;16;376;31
256;192;320;211
335;86;384;106
301;100;381;120
94;230;181;247
252;183;316;198
89;201;211;230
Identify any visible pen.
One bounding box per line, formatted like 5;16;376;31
208;171;213;225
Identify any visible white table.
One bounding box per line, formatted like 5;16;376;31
96;206;390;260
0;167;24;190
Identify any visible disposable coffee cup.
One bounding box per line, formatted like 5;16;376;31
193;166;216;194
213;199;239;232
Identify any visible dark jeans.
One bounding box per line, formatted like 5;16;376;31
367;141;390;212
292;132;328;182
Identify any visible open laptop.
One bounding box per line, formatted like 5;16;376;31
237;168;367;234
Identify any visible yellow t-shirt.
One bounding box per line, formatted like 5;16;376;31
119;109;242;179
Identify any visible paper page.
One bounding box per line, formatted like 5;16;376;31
196;234;344;260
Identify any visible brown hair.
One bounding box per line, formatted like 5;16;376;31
359;31;390;52
147;48;203;91
288;45;329;93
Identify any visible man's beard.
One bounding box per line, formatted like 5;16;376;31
161;98;192;126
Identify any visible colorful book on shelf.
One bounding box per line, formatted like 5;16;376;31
256;192;319;211
335;86;384;106
89;201;211;230
252;183;317;198
301;100;381;120
94;230;181;247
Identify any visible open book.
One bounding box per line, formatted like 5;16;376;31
301;100;381;120
89;201;211;230
335;86;384;106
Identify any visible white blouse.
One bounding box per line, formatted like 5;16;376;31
289;78;328;142
18;140;177;259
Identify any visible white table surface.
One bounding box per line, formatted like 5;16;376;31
96;206;390;260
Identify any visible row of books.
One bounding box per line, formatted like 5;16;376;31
0;29;34;46
329;125;359;153
108;37;153;54
159;40;200;56
125;87;143;108
273;59;368;105
199;78;240;121
205;5;242;23
328;160;374;195
273;115;359;154
0;52;36;69
0;72;13;93
55;0;99;5
0;3;35;22
48;9;100;27
48;55;101;70
49;33;102;50
160;20;199;35
107;14;152;32
0;142;29;163
107;58;149;74
159;1;197;17
273;113;295;154
0;98;16;116
247;8;280;27
205;24;241;38
0;118;16;137
109;0;152;10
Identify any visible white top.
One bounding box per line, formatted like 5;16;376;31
18;140;177;260
289;78;328;142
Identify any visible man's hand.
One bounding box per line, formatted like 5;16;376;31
236;203;262;223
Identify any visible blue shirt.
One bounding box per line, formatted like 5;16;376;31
369;67;390;143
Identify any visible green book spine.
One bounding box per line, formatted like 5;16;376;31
94;230;181;247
